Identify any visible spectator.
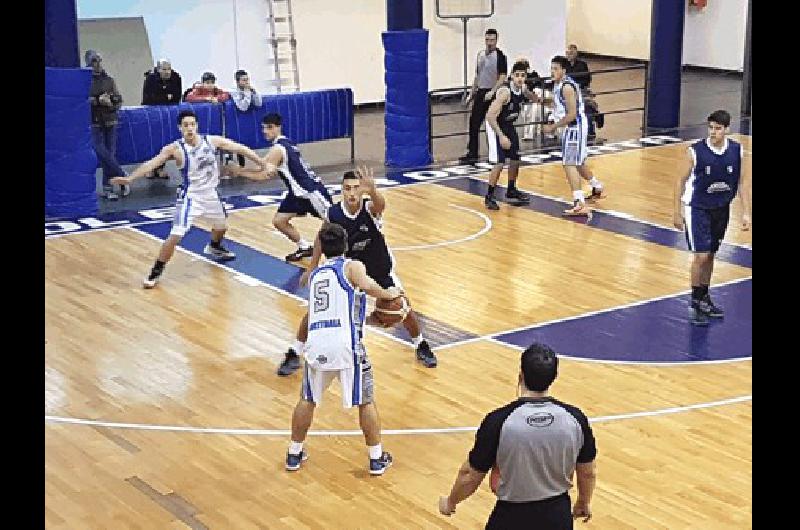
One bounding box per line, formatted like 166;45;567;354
460;29;508;163
230;69;263;167
184;72;231;104
142;59;182;179
86;50;128;200
438;342;597;528
142;59;182;105
565;44;602;140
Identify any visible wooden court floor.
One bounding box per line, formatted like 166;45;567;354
45;137;752;529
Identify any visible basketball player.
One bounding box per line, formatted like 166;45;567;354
543;56;606;217
277;166;438;376
110;110;265;288
673;110;751;326
225;113;333;262
286;223;398;475
483;60;538;210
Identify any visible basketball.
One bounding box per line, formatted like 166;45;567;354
490;464;501;493
372;295;409;327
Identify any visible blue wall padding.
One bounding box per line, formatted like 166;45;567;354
45;0;80;67
45;67;98;217
382;29;431;167
115;89;353;164
647;0;686;129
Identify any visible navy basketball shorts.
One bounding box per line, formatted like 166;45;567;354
486;122;520;164
683;205;730;253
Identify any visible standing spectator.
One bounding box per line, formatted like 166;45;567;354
142;59;182;179
86;50;128;200
438;342;597;529
460;29;508;163
565;44;601;140
185;72;231;104
230;69;262;167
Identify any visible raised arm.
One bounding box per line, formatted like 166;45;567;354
357;166;385;217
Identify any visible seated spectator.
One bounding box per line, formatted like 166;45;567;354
565;44;602;140
86;50;128;200
142;59;182;179
230;69;263;167
184;72;231;104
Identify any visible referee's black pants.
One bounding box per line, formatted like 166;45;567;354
486;492;572;530
466;88;492;156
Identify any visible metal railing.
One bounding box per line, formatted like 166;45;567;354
428;63;650;157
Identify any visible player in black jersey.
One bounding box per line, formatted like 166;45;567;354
277;167;438;375
483;60;541;210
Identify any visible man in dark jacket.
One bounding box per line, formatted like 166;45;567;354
566;44;601;140
142;59;182;179
86;50;128;200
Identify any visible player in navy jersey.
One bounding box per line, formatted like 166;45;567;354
226;113;333;262
277;166;438;376
673;110;751;325
483;60;539;210
543;56;605;217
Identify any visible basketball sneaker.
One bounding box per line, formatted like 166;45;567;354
416;341;438;368
277;349;301;376
698;295;724;318
369;451;393;476
484;195;500;211
586;187;605;202
285;246;313;262
563;201;592;217
285;450;308;471
204;242;236;261
689;301;709;326
143;266;163;289
505;188;531;204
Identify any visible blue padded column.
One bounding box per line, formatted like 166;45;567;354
387;0;422;31
646;0;686;129
383;29;432;167
45;0;80;67
45;67;98;217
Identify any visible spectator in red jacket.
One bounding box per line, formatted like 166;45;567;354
185;72;231;104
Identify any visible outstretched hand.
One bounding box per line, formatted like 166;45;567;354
356;165;376;191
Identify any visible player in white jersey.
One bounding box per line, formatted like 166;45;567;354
111;110;265;288
286;223;400;475
543;56;605;217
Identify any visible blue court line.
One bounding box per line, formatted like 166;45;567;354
435;178;752;269
494;279;752;362
131;223;476;349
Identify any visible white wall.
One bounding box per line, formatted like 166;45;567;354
682;0;747;71
566;0;652;60
77;0;567;105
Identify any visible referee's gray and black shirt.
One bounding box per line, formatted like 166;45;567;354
469;397;596;502
476;48;508;89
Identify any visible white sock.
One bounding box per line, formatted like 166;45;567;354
411;335;424;348
291;340;305;355
368;444;383;460
573;190;585;203
289;441;304;455
588;177;602;189
298;238;311;249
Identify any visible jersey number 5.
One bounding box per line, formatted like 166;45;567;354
314;279;330;312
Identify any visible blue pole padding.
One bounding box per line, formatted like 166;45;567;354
387;0;422;31
45;0;80;68
383;29;432;167
646;0;686;129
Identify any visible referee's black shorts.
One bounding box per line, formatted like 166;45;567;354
486;492;572;530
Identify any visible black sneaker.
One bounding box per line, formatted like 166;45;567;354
204;243;236;261
484;195;500;210
285;450;308;471
369;451;393;476
458;153;479;164
285;246;313;262
143;267;163;289
689;301;709;326
700;296;724;318
505;188;531;204
586;187;605;202
277;349;301;376
415;341;437;368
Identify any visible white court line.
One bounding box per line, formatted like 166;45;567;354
43;395;752;436
393;204;492;251
126;227;414;350
462;175;753;251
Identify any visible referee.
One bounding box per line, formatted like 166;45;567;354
438;342;597;529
